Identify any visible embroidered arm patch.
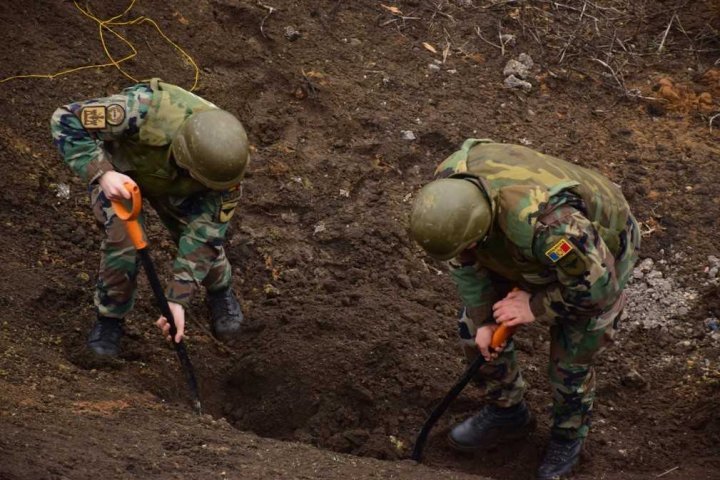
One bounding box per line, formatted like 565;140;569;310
545;238;574;262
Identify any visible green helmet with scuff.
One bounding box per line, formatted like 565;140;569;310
171;109;249;190
409;178;492;260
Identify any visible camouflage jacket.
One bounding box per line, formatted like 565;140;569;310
50;80;242;305
436;139;637;325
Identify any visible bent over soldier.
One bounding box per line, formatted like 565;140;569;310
51;79;249;358
409;140;639;480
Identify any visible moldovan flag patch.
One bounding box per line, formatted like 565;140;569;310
545;239;574;262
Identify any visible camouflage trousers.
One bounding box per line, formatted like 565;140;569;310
459;302;620;440
457;217;640;440
91;187;232;319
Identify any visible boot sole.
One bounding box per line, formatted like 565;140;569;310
447;415;537;453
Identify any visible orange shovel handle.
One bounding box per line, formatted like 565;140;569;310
491;323;516;350
490;287;521;349
110;182;147;250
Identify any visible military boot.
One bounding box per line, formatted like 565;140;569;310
87;316;124;357
207;287;244;339
448;401;535;451
536;436;583;480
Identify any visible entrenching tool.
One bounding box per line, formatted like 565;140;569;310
410;323;516;462
111;182;202;414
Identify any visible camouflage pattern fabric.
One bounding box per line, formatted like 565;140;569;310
440;140;640;439
51;80;241;311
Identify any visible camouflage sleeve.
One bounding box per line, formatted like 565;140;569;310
529;204;621;322
448;250;495;326
165;191;238;306
50;84;152;183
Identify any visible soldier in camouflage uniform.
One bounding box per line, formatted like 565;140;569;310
51;79;249;357
409;139;640;479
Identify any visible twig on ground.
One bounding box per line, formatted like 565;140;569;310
300;68;318;97
656;466;679;478
257;2;277;38
497;20;506;56
710;113;720;131
592;58;627;94
476;26;503;51
380;16;421;27
657;14;676;53
425;0;456;22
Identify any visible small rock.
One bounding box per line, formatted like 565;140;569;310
348;38;362;47
396;274;412;289
646;270;663;280
621;369;647;389
284;26;301;41
705;318;719;332
313;222;326;234
280;212;299;224
518;52;534;68
504;75;532;91
677;306;689;316
428;63;441;72
55;183;70;199
638;258;654;272
401;130;416;141
500;33;516;47
76;272;90;283
708;266;718;279
503;59;530;79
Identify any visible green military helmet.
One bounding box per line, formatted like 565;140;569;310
171;109;249;190
409;178;492;260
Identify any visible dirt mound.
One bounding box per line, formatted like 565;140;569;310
2;1;720;480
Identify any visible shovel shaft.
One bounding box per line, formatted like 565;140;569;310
410;323;516;462
110;183;201;414
138;247;202;414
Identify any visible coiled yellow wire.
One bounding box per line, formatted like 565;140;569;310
0;0;200;91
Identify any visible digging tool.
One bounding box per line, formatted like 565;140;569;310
410;323;516;462
111;182;202;414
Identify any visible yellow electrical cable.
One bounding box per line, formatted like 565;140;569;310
0;0;199;91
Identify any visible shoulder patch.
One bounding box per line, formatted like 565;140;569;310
545;238;574;263
80;105;106;129
106;103;126;126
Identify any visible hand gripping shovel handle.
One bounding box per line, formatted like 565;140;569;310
110;183;202;414
410;323;517;462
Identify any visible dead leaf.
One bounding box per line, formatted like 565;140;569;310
422;42;437;54
172;11;189;25
304;70;325;79
380;4;402;15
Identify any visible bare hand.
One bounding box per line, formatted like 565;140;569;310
493;289;535;327
156;302;185;343
475;324;502;361
98;171;137;201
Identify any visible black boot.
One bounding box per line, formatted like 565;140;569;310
536;436;583;480
207;287;244;339
87;316;124;357
448;401;535;451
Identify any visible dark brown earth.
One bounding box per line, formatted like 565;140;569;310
1;1;720;479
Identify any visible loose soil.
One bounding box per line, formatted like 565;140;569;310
1;1;720;479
